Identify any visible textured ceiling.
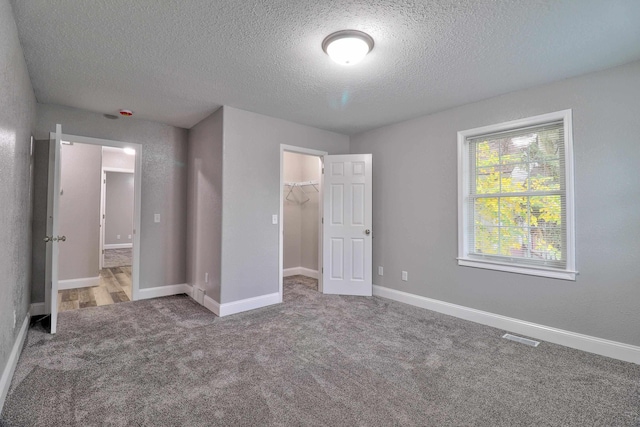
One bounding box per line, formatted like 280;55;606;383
10;0;640;135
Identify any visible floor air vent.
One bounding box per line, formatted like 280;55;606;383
502;333;540;347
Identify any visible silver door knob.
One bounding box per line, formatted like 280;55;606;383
57;236;66;242
365;229;371;235
43;236;51;242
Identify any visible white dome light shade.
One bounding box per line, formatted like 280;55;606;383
322;30;374;66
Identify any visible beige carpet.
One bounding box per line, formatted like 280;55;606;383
2;276;639;426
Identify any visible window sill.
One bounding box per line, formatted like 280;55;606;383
457;258;577;281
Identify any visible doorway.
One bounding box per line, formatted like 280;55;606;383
45;126;142;332
282;150;323;296
279;145;326;300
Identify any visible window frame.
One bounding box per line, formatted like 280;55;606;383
457;110;576;280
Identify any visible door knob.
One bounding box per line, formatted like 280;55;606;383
43;236;51;242
57;236;66;242
365;229;371;235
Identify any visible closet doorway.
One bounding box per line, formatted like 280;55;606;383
279;145;326;297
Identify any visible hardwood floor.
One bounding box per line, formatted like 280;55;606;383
58;266;132;312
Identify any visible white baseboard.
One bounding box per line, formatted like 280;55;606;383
283;267;318;279
137;283;190;300
30;302;46;316
219;292;281;317
104;243;133;249
58;276;100;290
0;312;30;412
185;284;221;316
373;285;640;365
204;294;220;316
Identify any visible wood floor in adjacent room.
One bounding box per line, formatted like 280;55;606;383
58;266;131;312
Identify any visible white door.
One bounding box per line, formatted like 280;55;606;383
45;124;63;334
322;154;372;296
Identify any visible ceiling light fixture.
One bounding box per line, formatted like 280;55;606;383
322;30;374;66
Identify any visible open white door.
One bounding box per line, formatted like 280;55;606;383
322;154;372;296
44;124;63;334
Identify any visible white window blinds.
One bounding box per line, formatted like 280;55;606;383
458;111;575;279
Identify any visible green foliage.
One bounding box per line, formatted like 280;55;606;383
472;130;563;261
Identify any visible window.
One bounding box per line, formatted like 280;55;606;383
457;110;576;280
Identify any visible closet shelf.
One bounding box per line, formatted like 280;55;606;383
284;180;319;204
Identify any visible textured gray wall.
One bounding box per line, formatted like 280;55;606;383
350;60;640;347
0;0;36;393
58;143;102;280
187;107;223;303
104;172;134;245
33;103;188;297
221;107;349;304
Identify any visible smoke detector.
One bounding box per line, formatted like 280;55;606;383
119;109;133;117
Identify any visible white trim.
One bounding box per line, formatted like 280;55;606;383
0;313;30;412
30;302;46;316
137;283;190;300
203;294;220;316
103;243;133;250
283;267;319;279
457;259;577;281
373;285;640;365
457;109;576;280
58;276;100;290
184;284;221;316
219;292;281;317
279;144;327;302
102;167;135;174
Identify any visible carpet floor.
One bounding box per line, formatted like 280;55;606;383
2;276;639;426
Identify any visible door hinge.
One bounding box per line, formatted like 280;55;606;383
102;249;104;254
102;214;105;219
322;267;323;273
104;179;106;184
322;218;324;224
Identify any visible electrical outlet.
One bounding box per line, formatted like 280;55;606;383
205;272;209;283
128;234;132;239
117;234;121;240
272;214;278;225
378;266;383;276
154;214;160;223
402;271;408;281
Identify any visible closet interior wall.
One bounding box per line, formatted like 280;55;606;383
283;152;321;277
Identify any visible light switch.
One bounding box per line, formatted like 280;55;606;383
154;214;160;223
272;214;278;225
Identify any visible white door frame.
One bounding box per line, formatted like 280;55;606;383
279;144;327;302
99;167;135;269
56;133;142;302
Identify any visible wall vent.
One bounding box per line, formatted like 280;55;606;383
502;333;540;347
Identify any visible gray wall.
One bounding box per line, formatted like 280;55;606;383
221;107;349;303
0;0;36;396
187;107;223;303
59;143;102;280
33;103;188;298
283;152;321;271
350;60;640;347
104;171;134;246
